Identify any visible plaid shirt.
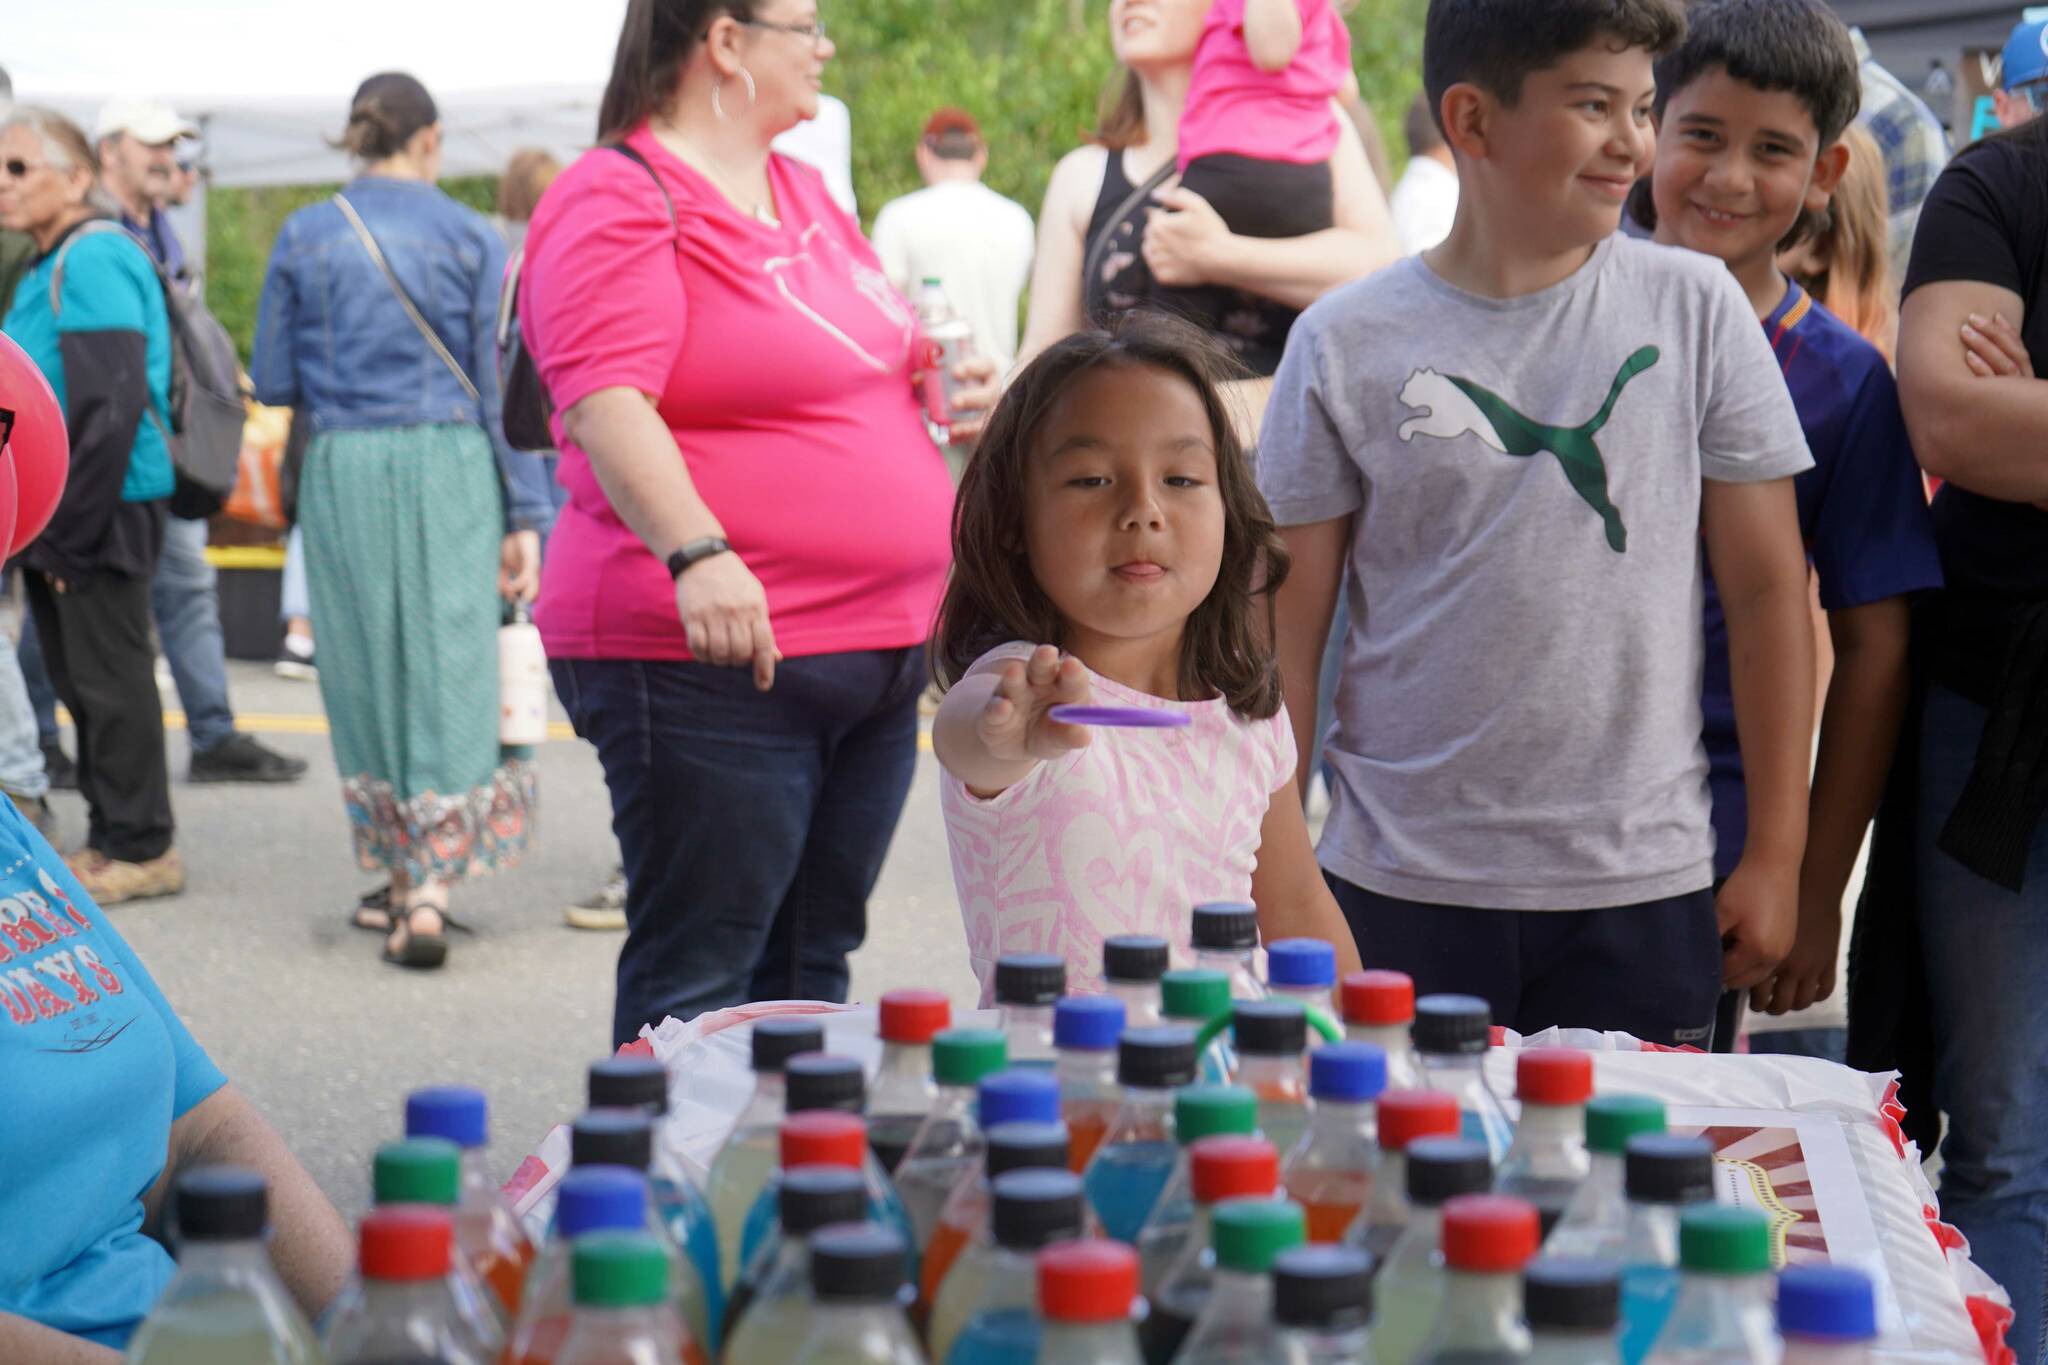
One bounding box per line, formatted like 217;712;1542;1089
1853;29;1952;287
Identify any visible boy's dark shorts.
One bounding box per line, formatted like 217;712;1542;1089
1326;874;1723;1048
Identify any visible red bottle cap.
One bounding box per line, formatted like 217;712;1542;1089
1440;1195;1541;1273
1038;1239;1139;1323
359;1206;454;1281
780;1111;868;1169
1340;970;1414;1027
1518;1048;1594;1106
1189;1135;1280;1205
879;989;952;1045
1377;1090;1460;1152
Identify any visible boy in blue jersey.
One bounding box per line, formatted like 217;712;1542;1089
1637;0;1941;1046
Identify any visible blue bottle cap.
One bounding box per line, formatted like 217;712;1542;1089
1055;996;1127;1052
1309;1042;1387;1103
1266;938;1336;988
556;1166;648;1238
979;1068;1063;1128
1778;1265;1878;1341
405;1086;488;1148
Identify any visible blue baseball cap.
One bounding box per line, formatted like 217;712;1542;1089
2004;10;2048;91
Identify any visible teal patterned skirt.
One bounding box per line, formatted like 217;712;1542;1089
299;422;535;884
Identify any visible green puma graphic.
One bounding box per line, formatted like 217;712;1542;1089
1395;345;1661;553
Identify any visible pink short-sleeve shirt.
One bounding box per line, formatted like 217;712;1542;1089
1177;0;1352;168
519;124;955;661
940;644;1300;1004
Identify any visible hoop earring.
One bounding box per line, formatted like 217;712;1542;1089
711;78;728;122
738;67;757;111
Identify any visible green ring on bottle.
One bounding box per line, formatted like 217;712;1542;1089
1192;1002;1342;1054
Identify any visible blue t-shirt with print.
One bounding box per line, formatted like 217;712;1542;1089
0;797;226;1346
1702;280;1944;876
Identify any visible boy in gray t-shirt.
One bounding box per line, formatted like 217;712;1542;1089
1258;0;1816;1047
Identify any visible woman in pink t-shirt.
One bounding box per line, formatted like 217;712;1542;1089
519;0;994;1045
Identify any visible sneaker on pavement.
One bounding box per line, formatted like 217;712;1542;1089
565;866;627;931
276;633;317;681
65;847;185;905
189;732;309;784
5;791;57;844
41;740;77;792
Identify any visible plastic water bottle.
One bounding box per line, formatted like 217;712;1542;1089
125;1166;324;1365
586;1058;724;1346
1104;935;1171;1029
1265;939;1336;1016
870;989;953;1174
565;1111;710;1355
1054;996;1127;1171
933;1168;1088;1363
1546;1096;1667;1260
1230;1000;1313;1155
1413;996;1513;1163
368;1139;506;1342
405;1086;535;1320
1272;1244;1374;1365
498;605;550;746
786;1224;925;1365
1170;1197;1308;1364
1342;1090;1461;1266
996;954;1066;1067
1612;1136;1715;1365
1081;1026;1200;1243
1282;1043;1387;1244
915;1071;1061;1308
555;1231;699;1365
1496;1051;1594;1239
1413;1195;1541;1364
323;1207;502;1364
738;1112;917;1289
505;1168;650;1365
1643;1208;1776;1365
1133;1085;1260;1297
1162;969;1238;1083
1191;904;1266;1001
1139;1136;1280;1365
1339;971;1424;1093
893;1029;1012;1247
721;1165;868;1356
1777;1265;1878;1365
777;1053;920;1282
1038;1239;1146;1364
707;1016;825;1293
925;1120;1074;1309
1368;1137;1495;1365
1525;1257;1622;1365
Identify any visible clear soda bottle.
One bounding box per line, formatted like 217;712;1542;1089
996;954;1066;1067
1037;1239;1146;1364
775;1054;920;1278
1413;1195;1541;1364
1139;1136;1280;1365
892;1029;1012;1247
724;1163;869;1344
1272;1245;1374;1365
555;1231;699;1365
706;1016;825;1294
1369;1137;1495;1365
1611;1136;1715;1365
1413;996;1513;1164
126;1166;324;1365
1161;969;1237;1084
738;1111;917;1290
1190;904;1266;1001
368;1138;505;1341
1054;996;1127;1172
1170;1197;1307;1365
925;1120;1074;1310
1341;1090;1460;1266
404;1086;534;1321
1230;1000;1313;1156
1545;1096;1666;1260
932;1168;1088;1363
1081;1026;1200;1243
1104;935;1171;1029
1338;971;1424;1092
870;989;952;1174
1133;1085;1260;1296
913;1070;1062;1311
1264;939;1336;1017
564;1111;711;1353
786;1224;925;1365
506;1167;652;1365
1495;1051;1594;1240
1282;1042;1387;1244
1525;1257;1622;1365
322;1207;502;1364
1643;1207;1776;1365
1777;1265;1877;1365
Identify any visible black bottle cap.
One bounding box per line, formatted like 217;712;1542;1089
175;1165;268;1241
588;1057;669;1116
810;1223;908;1301
995;953;1066;1006
571;1108;653;1171
1273;1245;1373;1330
1525;1257;1622;1330
985;1120;1072;1179
1413;994;1492;1056
779;1166;871;1238
1191;902;1258;951
990;1169;1087;1251
785;1053;866;1115
1104;935;1170;984
1117;1026;1200;1089
753;1017;827;1073
1404;1136;1494;1205
1232;999;1309;1056
1625;1134;1716;1206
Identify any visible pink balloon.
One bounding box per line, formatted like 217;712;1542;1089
0;451;21;575
0;331;69;559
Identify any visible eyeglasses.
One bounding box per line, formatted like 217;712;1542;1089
0;158;49;180
743;16;827;41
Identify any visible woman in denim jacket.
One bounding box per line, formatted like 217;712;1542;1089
252;72;554;969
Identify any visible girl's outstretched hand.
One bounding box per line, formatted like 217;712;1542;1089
979;645;1094;764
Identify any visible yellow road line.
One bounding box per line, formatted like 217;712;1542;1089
63;709;938;750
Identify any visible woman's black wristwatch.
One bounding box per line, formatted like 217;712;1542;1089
667;536;732;579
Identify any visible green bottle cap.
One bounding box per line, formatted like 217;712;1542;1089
933;1028;1009;1087
1161;969;1232;1023
1680;1206;1773;1274
571;1231;671;1307
1175;1085;1260;1143
1211;1197;1307;1274
1585;1094;1667;1155
372;1138;460;1207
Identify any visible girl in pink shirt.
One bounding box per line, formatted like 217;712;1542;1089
931;314;1361;1001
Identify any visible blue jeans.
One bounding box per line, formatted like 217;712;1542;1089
18;609;58;747
1917;684;2048;1365
151;516;236;752
551;647;925;1047
0;629;49;799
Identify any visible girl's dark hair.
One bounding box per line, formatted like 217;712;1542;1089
335;72;438;161
598;0;758;142
932;314;1292;720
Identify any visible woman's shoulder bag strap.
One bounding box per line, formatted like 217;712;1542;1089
333;192;480;404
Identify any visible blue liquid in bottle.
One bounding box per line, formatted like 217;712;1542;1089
1084;1139;1179;1244
651;1173;725;1349
946;1306;1043;1365
1619;1262;1680;1365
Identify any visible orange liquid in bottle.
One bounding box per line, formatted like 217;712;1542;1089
477;1245;532;1320
1064;1109;1112;1173
921;1217;974;1305
1287;1171;1368;1245
504;1312;568;1365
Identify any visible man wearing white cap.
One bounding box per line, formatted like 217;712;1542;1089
94;97;197;279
